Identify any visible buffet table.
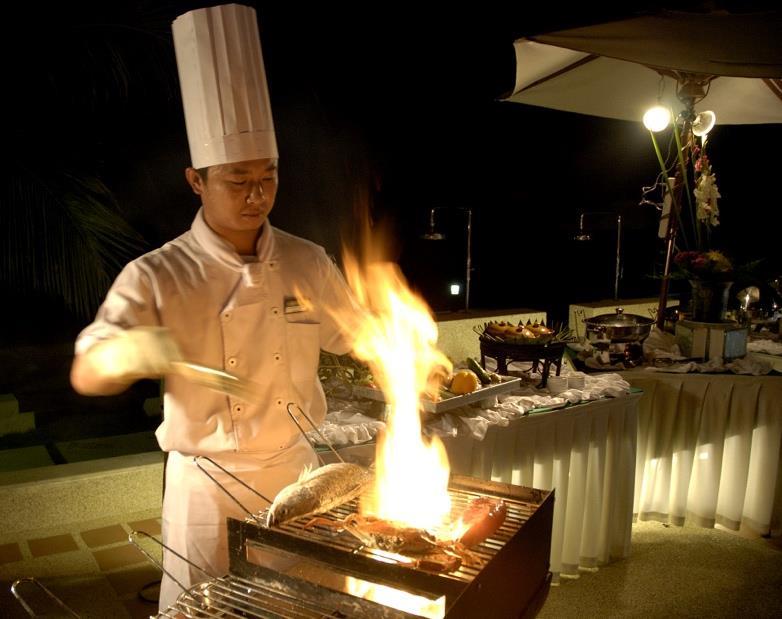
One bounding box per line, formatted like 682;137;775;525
440;392;641;580
624;371;782;536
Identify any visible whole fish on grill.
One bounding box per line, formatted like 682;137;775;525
267;462;373;526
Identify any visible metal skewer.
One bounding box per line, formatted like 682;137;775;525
286;402;345;464
193;456;271;525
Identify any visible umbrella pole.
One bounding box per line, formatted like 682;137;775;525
656;107;693;330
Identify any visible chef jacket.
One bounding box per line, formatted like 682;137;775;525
75;208;356;455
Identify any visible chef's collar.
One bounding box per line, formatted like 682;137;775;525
191;207;277;277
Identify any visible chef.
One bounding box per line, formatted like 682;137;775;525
70;3;357;611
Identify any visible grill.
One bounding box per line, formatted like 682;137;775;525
156;475;553;618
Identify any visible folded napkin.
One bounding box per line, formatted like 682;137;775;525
644;356;772;375
643;327;686;360
747;339;782;356
308;408;386;447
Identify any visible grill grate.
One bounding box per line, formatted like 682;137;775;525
155;477;553;618
156;573;348;618
265;485;536;584
230;476;551;606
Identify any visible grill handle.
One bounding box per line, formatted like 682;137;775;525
129;530;219;596
11;577;80;618
193;455;270;525
286;401;345;464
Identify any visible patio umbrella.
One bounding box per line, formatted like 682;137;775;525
507;9;782;124
505;9;782;326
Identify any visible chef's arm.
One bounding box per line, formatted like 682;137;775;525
70;327;183;396
71;351;136;396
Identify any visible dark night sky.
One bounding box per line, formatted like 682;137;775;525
3;1;781;329
0;1;780;442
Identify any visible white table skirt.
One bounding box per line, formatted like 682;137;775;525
441;393;640;579
625;372;782;536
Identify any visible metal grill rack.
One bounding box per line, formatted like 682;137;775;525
229;476;553;618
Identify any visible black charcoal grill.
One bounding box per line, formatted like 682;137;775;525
152;475;552;618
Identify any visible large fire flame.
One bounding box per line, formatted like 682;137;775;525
333;217;453;532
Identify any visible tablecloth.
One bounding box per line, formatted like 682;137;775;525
625;371;782;536
441;393;640;580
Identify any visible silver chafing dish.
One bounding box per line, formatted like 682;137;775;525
583;307;654;362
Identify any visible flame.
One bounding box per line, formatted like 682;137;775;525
330;215;453;532
346;577;445;619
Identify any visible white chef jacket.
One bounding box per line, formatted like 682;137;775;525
76;207;355;455
75;208;357;609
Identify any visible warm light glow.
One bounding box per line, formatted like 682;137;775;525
643;105;671;132
347;577;445;619
330;215;453;532
450;283;461;295
692;110;716;137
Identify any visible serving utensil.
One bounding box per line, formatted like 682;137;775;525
169;361;263;401
169;360;346;465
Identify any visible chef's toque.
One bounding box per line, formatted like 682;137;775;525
172;3;278;169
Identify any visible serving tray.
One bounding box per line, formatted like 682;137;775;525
351;377;522;414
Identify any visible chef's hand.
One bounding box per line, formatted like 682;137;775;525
91;326;183;381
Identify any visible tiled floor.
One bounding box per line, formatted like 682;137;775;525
0;508;163;618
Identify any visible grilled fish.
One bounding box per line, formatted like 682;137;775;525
267;462;373;527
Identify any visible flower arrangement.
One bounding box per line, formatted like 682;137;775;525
672;249;732;281
673;134;722;253
642;109;735;283
692;146;720;227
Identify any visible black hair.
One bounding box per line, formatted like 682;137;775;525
195;167;210;183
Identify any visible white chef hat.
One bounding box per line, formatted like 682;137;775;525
172;3;278;169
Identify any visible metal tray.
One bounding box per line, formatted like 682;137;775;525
351;377;521;413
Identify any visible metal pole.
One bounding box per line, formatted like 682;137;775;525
465;208;472;311
614;214;622;300
656;109;692;330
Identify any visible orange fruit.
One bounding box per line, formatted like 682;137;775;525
450;370;480;395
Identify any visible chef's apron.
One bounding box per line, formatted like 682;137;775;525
158;436;318;611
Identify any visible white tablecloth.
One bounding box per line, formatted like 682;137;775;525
625;371;782;536
441;393;640;580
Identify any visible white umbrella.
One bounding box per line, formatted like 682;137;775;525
505;9;782;326
507;10;782;124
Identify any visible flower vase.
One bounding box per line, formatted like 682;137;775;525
688;279;732;322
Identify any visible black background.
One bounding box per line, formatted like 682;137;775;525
0;2;779;444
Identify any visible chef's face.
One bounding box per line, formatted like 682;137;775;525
186;158;279;242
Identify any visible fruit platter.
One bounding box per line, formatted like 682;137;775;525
475;320;575;346
475;321;576;386
351;357;521;414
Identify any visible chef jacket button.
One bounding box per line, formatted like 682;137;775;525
233;404;243;414
222;311;232;321
273;353;281;362
271;307;280;316
276;399;283;406
269;261;278;270
228;357;237;367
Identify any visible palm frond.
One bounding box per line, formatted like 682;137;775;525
1;165;147;319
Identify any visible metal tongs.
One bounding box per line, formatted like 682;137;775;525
170;361;263;402
128;530;219;600
169;360;345;465
10;577;80;618
285;401;345;465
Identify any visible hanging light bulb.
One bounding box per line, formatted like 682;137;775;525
692;110;716;137
642;105;671;132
